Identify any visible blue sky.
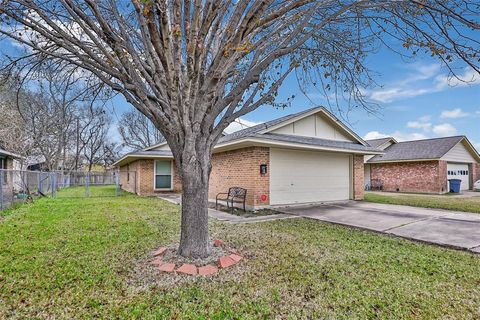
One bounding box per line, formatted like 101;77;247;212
108;44;480;150
221;48;480;150
2;31;479;151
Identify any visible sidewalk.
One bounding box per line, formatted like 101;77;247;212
157;194;298;224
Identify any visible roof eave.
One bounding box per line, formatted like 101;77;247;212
144;141;168;151
214;137;383;155
113;153;174;167
368;158;440;164
0;149;23;159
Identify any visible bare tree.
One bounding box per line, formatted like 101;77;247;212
118;109;163;151
0;1;478;257
79;106;111;172
0;77;33;166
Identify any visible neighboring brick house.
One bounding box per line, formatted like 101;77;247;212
114;107;381;209
0;148;21;200
365;136;480;194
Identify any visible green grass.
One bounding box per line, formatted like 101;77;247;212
55;184;123;198
1;191;479;319
365;192;480;214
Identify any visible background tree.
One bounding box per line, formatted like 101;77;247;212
0;69;114;172
118;109;163;151
0;1;478;257
0;77;33;166
79;106;111;172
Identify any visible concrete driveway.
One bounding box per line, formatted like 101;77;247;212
279;202;480;253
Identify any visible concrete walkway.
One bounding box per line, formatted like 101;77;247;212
279;201;480;253
368;190;480;199
157;194;298;224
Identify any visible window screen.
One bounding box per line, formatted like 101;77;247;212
155;160;172;189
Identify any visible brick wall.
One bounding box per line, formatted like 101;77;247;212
370;160;447;194
209;147;270;207
119;161;138;194
120;148;367;206
472;162;480;186
353;155;364;200
120;159;181;196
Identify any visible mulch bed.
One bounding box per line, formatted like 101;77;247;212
128;239;247;289
210;203;283;218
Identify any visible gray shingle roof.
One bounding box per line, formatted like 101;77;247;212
366;137;395;149
124;150;173;157
118;106;381;165
368;136;465;162
218;107;318;144
251;133;380;152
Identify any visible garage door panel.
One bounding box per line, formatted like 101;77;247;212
270;148;351;205
447;163;470;190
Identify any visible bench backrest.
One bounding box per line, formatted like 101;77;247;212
228;187;247;199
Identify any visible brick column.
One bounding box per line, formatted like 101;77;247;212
471;162;480;188
438;160;448;193
353;155;364;200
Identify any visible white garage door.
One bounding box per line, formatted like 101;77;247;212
447;163;470;191
270;148;351;205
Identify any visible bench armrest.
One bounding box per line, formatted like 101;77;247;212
216;192;229;200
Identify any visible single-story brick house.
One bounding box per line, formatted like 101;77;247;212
114;107;382;209
364;136;480;193
0;148;21;195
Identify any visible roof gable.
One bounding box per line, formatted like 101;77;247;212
366;137;398;149
259;107;366;145
218;107;367;146
144;140;169;151
368;136;480;163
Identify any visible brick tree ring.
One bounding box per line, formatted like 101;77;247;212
149;239;244;276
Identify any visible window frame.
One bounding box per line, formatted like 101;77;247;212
154;159;173;191
0;157;6;184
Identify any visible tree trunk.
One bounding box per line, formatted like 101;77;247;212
178;153;211;258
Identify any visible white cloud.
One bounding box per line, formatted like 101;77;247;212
407;121;431;131
363;131;389;140
440;108;469;119
432;123;457;136
364;130;427;142
435;67;480;90
224;118;262;134
406;115;432;131
369;87;431;103
418;115;431;122
368;64;480;103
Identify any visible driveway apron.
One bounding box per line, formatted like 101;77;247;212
279;201;480;253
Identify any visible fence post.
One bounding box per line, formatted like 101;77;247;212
37;172;42;194
85;172;90;197
115;172;120;196
51;172;56;198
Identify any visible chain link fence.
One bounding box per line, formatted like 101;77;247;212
0;169;137;211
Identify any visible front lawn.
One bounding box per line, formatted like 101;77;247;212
365;192;480;214
1;188;479;319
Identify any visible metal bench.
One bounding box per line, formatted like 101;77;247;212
216;187;247;212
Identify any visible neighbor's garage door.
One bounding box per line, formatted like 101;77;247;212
447;163;470;191
270;148;351;205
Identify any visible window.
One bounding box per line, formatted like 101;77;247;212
0;157;6;184
155;160;172;189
